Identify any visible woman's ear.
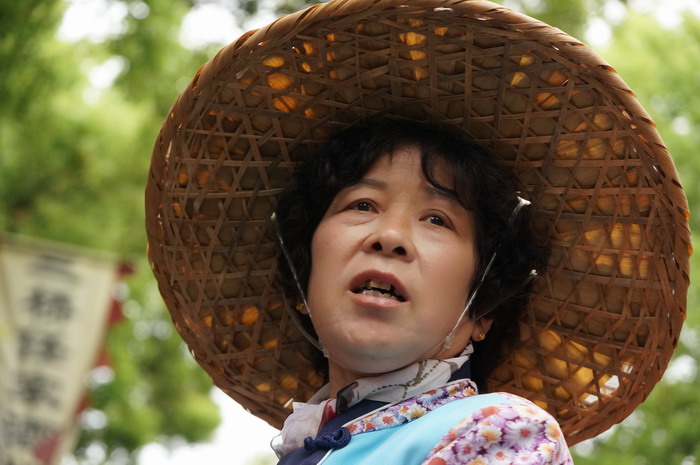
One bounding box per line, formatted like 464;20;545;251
471;319;493;341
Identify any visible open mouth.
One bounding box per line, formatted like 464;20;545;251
352;279;406;302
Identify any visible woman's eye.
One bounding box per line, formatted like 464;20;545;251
352;201;373;212
426;215;447;227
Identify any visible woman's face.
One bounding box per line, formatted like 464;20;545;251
307;145;485;388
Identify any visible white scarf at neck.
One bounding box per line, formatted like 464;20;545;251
270;344;474;458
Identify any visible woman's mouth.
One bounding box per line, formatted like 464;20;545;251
352;279;406;302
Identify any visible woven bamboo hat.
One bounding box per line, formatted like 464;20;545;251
145;0;690;445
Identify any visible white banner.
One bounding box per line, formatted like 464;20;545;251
0;234;119;465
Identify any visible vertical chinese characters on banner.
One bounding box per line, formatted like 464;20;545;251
0;234;120;465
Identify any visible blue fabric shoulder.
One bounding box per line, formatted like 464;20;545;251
319;392;508;465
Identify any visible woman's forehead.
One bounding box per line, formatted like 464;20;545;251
366;143;458;188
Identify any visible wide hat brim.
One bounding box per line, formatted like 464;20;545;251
145;0;690;445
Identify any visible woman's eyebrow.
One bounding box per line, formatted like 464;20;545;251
357;178;461;204
425;185;460;204
355;178;386;189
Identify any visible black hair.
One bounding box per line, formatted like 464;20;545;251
274;119;548;391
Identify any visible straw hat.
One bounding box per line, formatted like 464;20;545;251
145;0;690;446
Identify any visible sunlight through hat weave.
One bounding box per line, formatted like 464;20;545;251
145;0;691;445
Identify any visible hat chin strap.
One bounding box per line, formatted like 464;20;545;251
272;213;326;354
417;249;497;361
435;196;531;353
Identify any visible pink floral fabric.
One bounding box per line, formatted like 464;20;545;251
345;380;479;435
421;393;573;465
297;378;573;465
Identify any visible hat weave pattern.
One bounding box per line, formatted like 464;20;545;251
145;0;691;445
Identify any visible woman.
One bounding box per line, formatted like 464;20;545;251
145;0;690;463
274;120;542;392
271;120;569;463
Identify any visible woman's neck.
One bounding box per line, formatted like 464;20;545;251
327;359;370;397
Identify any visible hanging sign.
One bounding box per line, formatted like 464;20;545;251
0;234;119;465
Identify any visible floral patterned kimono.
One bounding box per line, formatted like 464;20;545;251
272;348;573;465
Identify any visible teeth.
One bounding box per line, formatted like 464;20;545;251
353;279;405;301
360;289;399;300
366;279;391;291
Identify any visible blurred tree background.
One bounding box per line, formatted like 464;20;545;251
0;0;697;464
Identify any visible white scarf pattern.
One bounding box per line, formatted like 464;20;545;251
270;344;474;458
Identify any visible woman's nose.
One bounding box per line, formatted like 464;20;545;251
363;212;415;259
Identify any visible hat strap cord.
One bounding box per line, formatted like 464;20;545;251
439;251;497;350
271;212;326;353
439;196;532;350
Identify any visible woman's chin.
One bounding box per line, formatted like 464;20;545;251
327;344;424;377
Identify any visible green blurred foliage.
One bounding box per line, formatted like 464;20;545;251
0;1;66;118
1;0;221;463
1;0;697;464
106;0;210;113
